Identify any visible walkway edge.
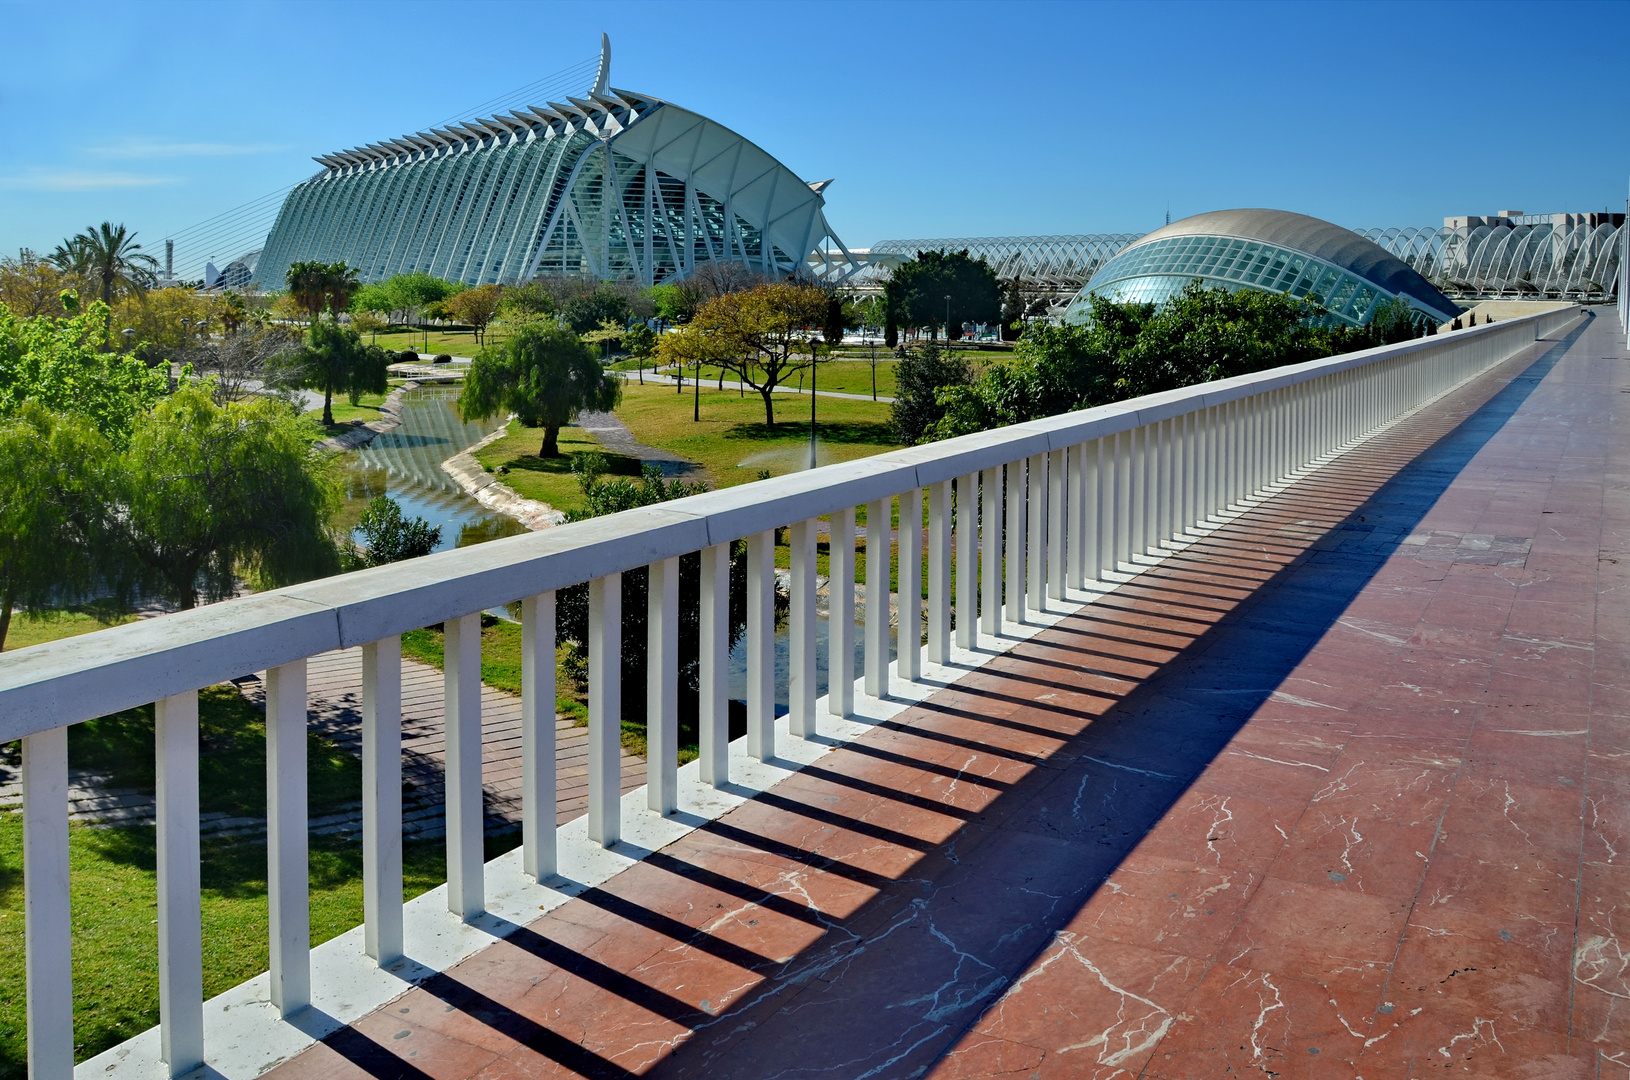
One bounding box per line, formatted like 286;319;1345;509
313;381;416;453
439;421;566;531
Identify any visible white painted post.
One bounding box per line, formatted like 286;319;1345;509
1047;448;1066;602
1155;420;1171;548
698;545;729;786
1005;459;1026;625
1083;440;1102;584
828;507;856;717
363;637;403;962
1113;431;1129;571
898;486;922;681
521;595;556;880
648;557;679;813
587;574;622;846
1069;442;1087;590
955;474;977;650
444;612;484;919
1027;453;1045;613
979;468;1001;643
790;519;818;737
265;660;310;1016
22;726;71;1080
929;480;952;664
156;690;203;1077
864;498;890;699
747;531;775;760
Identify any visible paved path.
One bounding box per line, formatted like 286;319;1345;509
573;410;701;480
267;310;1630;1078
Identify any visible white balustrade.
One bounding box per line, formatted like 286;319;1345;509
0;306;1583;1078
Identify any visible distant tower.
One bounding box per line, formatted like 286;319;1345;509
593;33;610;95
165;239;174;280
1165;205;1171;226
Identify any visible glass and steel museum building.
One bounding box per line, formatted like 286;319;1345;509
1063;209;1464;327
251;39;853;290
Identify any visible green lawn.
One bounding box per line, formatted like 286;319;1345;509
1;605;135;652
652;359;899;399
363;327;499;356
614;382;900;489
469;420;642;519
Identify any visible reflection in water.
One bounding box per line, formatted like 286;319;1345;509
337;387;527;553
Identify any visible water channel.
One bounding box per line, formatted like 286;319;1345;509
337;386;885;714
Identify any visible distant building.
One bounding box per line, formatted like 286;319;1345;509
1063;209;1463;327
252;36;853;290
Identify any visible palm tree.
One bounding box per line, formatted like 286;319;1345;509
56;222;158;308
323;263;360;320
286;261;330;324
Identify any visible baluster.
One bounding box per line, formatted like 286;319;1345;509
1113;430;1130;571
1156;420;1172;547
521;595;556;880
648;558;679;812
864;499;890;698
898;486;922;681
1005;458;1026;625
1069;442;1087;590
1047;447;1066;601
928;480;952;664
790;519;819;737
266;660;310;1015
445;613;484;918
698;545;730;786
955;474;977;651
828;507;856;717
747;531;775;760
981;468;1001;640
1027;453;1045;613
363;637;404;961
587;575;622;846
156;690;203;1076
1082;440;1102;584
22;726;71;1080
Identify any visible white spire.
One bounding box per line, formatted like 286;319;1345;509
593;33;610;95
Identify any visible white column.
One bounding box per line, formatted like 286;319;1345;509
156;690;203;1077
22;727;71;1080
1081;440;1101;584
980;467;1001;641
1005;459;1026;625
363;637;403;962
647;558;679;813
698;545;729;786
444;612;484;919
1155;420;1172;547
1114;430;1131;567
789;519;818;737
587;574;621;846
928;480;952;664
828;508;856;717
265;660;310;1016
864;498;890;699
1027;453;1046;613
747;531;775;760
898;486;922;681
955;474;977;651
518;594;560;881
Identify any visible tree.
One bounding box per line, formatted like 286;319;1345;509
459;321;621;456
324;263;361;319
443;283;504;346
346;496;441;567
0;301;169;446
277;321;390;426
622;321;657;382
0;405;103;649
660;282;827;427
111;286;220;364
890;342;971;445
52;222;157;310
104;386;341;610
562;284;632;335
286;260;331;323
0;249;84;318
822;295;846;347
883;249;1001;343
193;324;302;405
495;282;555;325
647;282;702;325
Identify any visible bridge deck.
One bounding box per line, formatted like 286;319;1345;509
267;310;1627;1079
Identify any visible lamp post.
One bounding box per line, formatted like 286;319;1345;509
120;328;134;353
808;345;817;471
693;347;701;422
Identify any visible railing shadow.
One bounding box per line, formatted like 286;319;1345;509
312;320;1585;1080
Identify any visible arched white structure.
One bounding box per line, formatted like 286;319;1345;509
253;42;853;289
859;234;1142;289
1355;220;1623;301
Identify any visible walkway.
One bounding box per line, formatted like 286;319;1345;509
572;410;701;480
266;310;1626;1078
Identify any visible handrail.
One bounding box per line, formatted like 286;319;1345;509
0;307;1581;739
5;302;1584;1080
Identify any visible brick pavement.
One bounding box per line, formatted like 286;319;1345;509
264;309;1625;1079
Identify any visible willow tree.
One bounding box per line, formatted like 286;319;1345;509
459;321;620;457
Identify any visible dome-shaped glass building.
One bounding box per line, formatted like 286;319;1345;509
1062;209;1463;327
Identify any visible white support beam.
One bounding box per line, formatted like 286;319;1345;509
789;519;819;737
156;691;203;1077
648;558;679;811
444;613;484;920
362;636;403;965
588;575;622;846
521;594;557;879
265;660;310;1016
22;726;71;1080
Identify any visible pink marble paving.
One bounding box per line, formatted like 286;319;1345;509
262;309;1626;1079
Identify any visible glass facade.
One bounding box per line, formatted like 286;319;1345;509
253;89;849;290
1065;234;1398;327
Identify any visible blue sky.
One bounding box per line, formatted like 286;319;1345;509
3;0;1627;270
